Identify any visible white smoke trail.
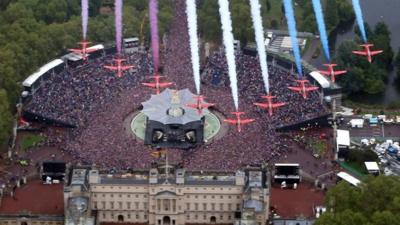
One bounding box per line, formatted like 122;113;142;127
218;0;239;110
186;0;201;94
249;0;270;94
82;0;88;39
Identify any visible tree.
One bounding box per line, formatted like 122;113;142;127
325;0;338;32
300;15;317;33
198;0;220;42
337;0;355;25
266;0;271;12
337;33;390;95
0;89;13;147
395;47;400;69
316;176;400;225
231;0;253;45
270;20;278;29
371;22;394;70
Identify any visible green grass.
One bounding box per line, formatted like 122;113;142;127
310;139;326;156
339;161;368;179
263;0;305;29
20;135;46;151
263;0;283;28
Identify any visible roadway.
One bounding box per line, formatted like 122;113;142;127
338;117;400;139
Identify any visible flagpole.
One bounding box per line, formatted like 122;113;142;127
164;149;169;184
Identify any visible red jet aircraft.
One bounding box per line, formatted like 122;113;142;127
318;64;347;83
352;44;383;63
224;111;255;133
253;94;286;116
288;79;319;99
69;40;97;61
186;95;215;114
142;74;173;94
104;57;134;78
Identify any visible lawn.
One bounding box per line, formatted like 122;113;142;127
20;134;46;151
263;0;283;28
340;161;368;179
310;139;326;157
263;0;305;29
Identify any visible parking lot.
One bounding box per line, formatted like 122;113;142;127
338;116;400;139
338;116;400;176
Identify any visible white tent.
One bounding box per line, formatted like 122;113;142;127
22;59;64;88
337;172;361;186
350;119;364;128
364;162;380;175
337;130;350;147
309;71;330;88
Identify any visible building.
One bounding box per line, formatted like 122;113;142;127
63;164;270;225
141;89;209;149
0;180;64;225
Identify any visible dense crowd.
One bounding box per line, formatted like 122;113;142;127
27;52;153;126
24;0;330;171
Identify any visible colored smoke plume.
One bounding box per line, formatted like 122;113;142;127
218;0;239;110
283;0;303;77
249;0;270;93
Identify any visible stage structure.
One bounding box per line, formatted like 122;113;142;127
141;88;213;149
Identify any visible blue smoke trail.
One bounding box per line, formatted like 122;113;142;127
352;0;367;43
283;0;303;78
311;0;330;61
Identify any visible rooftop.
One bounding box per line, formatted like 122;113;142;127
141;88;209;124
270;183;324;219
0;180;64;215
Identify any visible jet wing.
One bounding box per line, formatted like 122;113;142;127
254;102;269;108
85;48;98;53
186;103;198;109
370;50;383;56
121;65;134;70
332;70;347;75
305;86;319;91
271;102;286;108
241;119;255;124
158;82;173;88
69;49;83;54
224;119;237;124
352;50;368;56
104;65;118;70
318;70;331;75
288;87;302;92
203;103;214;108
142;83;157;88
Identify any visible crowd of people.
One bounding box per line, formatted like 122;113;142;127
26;52;153;126
23;0;331;172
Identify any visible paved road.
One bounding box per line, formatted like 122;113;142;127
338;117;400;139
303;38;320;62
